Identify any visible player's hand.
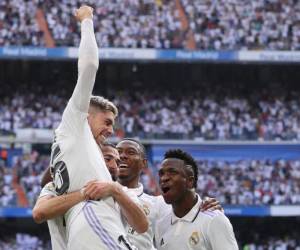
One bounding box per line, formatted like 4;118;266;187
83;180;116;200
75;5;93;22
201;197;224;213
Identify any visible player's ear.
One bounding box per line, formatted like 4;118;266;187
185;165;195;189
142;158;148;169
187;175;195;189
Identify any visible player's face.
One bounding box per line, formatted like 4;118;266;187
158;159;193;204
116;140;146;187
88;111;115;145
102;146;120;181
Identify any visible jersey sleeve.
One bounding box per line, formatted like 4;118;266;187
206;213;239;250
39;182;57;198
154;195;170;220
121;186;141;206
59;18;99;135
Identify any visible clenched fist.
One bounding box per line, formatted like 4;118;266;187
75;5;93;22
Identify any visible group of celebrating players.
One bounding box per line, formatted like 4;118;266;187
32;6;239;250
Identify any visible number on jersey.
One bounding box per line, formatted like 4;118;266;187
53;161;70;195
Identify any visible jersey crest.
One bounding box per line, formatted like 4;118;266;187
142;204;150;216
189;231;200;246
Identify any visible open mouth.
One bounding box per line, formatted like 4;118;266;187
161;186;171;194
96;133;106;143
119;163;128;169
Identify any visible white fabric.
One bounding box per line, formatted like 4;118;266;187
39;183;67;250
51;19;132;250
125;183;171;250
154;195;238;250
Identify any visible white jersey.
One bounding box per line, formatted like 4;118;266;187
154;195;238;250
50;19;134;250
39;183;67;250
126;183;171;250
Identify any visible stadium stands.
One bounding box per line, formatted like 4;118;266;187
196;159;300;205
181;0;300;50
1;148;300;207
1;0;299;50
0;233;50;250
2;85;300;141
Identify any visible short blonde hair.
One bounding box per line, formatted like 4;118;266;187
89;96;118;117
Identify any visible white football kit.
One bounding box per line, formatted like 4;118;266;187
154;195;238;250
125;183;171;250
50;19;135;250
39;182;67;250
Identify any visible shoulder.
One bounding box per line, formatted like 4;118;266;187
155;209;172;233
200;210;234;234
139;192;157;203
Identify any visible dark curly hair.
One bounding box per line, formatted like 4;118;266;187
164;149;198;188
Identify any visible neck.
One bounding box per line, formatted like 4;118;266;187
173;191;198;218
118;178;139;189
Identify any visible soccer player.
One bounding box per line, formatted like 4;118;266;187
100;142;120;181
48;5;144;249
155;149;238;250
116;138;168;250
33;142;147;249
116;139;223;250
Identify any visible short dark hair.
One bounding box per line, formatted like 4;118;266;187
101;142;116;149
164;149;198;188
119;138;146;158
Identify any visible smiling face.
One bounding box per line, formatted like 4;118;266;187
116;140;146;188
88;110;115;145
158;158;194;204
102;145;120;181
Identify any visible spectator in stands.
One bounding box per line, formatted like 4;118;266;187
3;85;300;141
1;0;299;50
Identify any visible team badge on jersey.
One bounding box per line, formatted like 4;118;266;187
189;232;200;246
142;204;150;215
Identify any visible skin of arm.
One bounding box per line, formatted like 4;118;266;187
84;180;149;234
32;190;85;224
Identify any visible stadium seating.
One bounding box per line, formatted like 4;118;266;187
1;0;299;50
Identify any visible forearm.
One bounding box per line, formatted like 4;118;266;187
32;191;84;223
71;18;99;113
113;185;148;234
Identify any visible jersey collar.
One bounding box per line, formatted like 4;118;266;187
171;194;202;225
129;182;144;197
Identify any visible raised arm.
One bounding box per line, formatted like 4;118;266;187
70;6;99;113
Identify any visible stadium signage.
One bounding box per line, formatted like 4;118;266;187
2;47;47;57
1;206;300;217
239;51;300;62
1;47;300;62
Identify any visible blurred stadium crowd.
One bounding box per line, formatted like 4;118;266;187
0;0;299;50
1;149;300;208
152;158;300;205
0;233;299;250
0;150;157;207
1;85;300;141
0;233;50;250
